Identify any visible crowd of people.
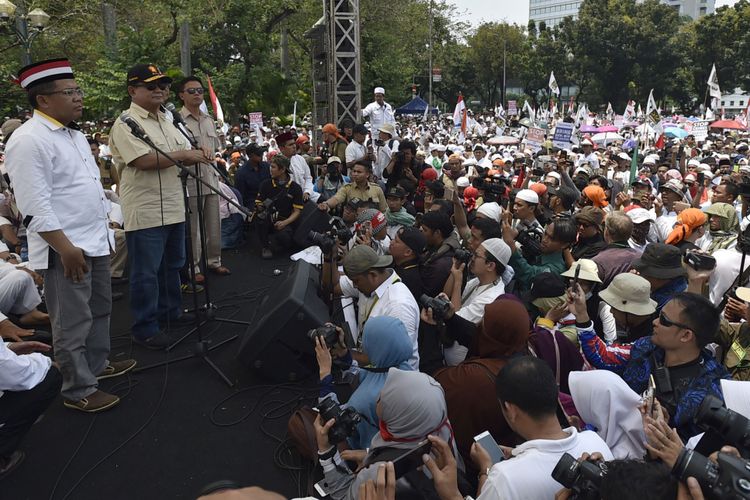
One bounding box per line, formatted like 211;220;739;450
1;57;750;499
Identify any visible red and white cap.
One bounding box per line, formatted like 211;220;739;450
16;58;74;90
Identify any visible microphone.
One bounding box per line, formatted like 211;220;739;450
120;113;147;139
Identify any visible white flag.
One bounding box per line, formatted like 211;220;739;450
523;100;535;120
548;71;560;96
496;103;506;118
575;103;587;128
624;100;635;121
646;89;657;118
606;102;613;119
707;64;722;100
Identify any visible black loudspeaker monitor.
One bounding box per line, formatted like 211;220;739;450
293;201;332;249
237;260;329;381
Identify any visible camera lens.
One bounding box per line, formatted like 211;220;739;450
551;453;582;489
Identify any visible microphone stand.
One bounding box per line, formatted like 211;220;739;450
164;113;253;357
123;118;246;387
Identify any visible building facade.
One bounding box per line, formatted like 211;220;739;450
529;0;715;31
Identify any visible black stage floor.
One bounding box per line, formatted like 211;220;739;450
3;243;320;500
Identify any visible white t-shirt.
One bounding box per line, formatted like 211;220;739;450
478;427;614;500
345;141;367;165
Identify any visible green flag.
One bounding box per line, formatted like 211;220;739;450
629;139;639;185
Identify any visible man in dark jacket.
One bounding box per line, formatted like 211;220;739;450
419;211;460;297
235;143;269;209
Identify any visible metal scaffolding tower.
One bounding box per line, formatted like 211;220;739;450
327;0;362;127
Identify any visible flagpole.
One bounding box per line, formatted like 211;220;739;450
428;0;433;115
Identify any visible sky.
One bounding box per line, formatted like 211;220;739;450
451;0;739;28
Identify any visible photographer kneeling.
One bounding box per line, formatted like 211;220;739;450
254;154;304;259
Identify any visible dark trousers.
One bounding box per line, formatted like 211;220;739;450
126;223;186;339
0;367;62;457
256;217;294;252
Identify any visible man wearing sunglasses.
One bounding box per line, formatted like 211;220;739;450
110;64;213;350
568;284;730;440
176;76;230;280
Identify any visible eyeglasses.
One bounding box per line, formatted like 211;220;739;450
44;88;85;98
184;88;204;95
134;82;170;91
658;311;691;330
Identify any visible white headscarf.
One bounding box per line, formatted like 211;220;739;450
569;370;646;459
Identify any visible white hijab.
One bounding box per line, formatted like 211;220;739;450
569;370;646;459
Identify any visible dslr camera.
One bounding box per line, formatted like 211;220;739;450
419;294;452;323
454;248;473;265
307;325;339;348
672;449;750;499
695;396;750;456
308;217;354;254
552;453;608;500
684;251;717;272
254;198;275;221
317;394;361;445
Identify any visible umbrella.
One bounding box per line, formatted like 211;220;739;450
591;132;624;144
579;124;598;133
596;125;618;133
665;128;688;139
487;135;520;146
710;119;747;130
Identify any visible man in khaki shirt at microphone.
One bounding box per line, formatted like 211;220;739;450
109;63;213;350
176;76;230;280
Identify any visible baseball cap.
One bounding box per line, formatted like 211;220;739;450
343;245;392;276
386;186;407;198
624;207;655;224
397;226;426;255
327;156;342;165
127;63;172;85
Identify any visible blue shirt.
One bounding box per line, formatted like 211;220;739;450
235;160;270;208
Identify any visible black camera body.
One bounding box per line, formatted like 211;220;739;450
307;325;339;348
308;217;354;254
515;229;543;260
454;248;473;265
684;251;717;272
255;198;275;221
672;449;750;499
317;394;361;445
419;294;451;323
552;452;607;500
695;395;750;455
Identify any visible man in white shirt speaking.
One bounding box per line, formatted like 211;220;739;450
6;58;136;413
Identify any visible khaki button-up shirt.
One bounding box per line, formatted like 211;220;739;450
179;106;222;196
109;102;191;231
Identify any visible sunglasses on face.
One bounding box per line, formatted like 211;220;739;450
135;82;170;91
184;87;204;95
658;311;691;330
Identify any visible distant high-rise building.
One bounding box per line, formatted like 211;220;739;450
528;0;715;31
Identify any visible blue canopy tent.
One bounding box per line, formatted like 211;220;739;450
395;96;439;116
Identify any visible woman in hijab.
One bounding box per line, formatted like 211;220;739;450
665;207;707;254
314;368;464;500
433;297;530;466
699;202;739;253
314;317;413;450
569;370;646;459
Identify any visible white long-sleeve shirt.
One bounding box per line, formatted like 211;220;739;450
5;112;112;270
0;312;52;398
361;101;395;133
290;154;319;202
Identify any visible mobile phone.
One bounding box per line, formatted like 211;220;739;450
642;375;656;416
392;439;433;478
572;263;581;292
474;431;504;465
445;186;455;201
697;172;705;184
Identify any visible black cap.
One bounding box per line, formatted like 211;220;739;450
246;143;267;156
386;186;407;199
127;64;172;85
529;272;566;301
397;226;426;255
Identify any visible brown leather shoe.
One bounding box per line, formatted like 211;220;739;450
97;359;137;380
64;390;120;413
210;265;231;275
